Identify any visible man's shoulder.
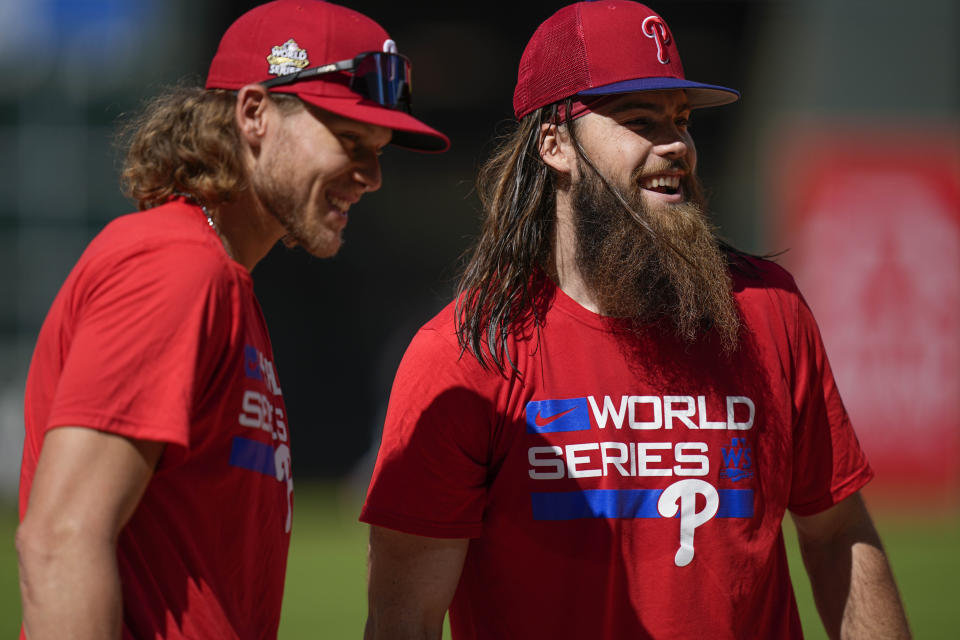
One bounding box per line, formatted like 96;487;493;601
418;298;458;333
96;200;214;246
728;255;824;348
57;201;245;313
401;298;509;380
730;254;802;297
407;299;461;355
86;201;234;278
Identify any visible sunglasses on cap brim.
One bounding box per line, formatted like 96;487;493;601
260;51;412;114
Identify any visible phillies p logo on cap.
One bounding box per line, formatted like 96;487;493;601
641;15;671;64
513;1;739;119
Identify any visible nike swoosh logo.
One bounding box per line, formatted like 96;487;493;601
535;406;577;427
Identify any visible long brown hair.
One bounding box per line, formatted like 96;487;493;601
454;105;559;373
455;99;760;373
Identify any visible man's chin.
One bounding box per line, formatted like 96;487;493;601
279;225;343;259
302;236;343;259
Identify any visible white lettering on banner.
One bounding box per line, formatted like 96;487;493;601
600;442;629;476
239;390;266;429
235;347;292;535
673;442;709;477
697;396;727;429
589;395;755;430
238;390;288;442
657;479;719;567
529;446;564;479
630;396;662;429
637;442;671;476
274;407;288;442
274;444;293;533
727;396;755;430
588;395;628;429
259;352;283;396
566;443;602;478
664;396;698;429
528;442;711;479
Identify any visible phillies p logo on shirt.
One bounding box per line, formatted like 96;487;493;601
524;394;755;567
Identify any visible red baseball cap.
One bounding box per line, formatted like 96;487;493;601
513;1;740;119
206;0;449;152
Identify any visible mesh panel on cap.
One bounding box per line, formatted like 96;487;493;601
515;7;591;118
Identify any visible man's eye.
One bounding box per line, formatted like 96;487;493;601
676;117;691;129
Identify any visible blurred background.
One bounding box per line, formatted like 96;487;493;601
0;0;957;637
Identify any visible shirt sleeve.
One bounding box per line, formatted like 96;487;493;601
787;289;873;515
360;325;498;538
46;241;235;448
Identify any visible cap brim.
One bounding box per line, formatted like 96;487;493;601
289;92;450;153
579;77;740;109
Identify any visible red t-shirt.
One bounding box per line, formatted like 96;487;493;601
361;259;872;639
20;199;292;639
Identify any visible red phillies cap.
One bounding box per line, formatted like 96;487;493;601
513;1;740;119
206;0;449;152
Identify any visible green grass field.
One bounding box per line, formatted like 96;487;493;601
3;484;957;638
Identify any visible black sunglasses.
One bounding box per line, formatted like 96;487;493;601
260;51;412;114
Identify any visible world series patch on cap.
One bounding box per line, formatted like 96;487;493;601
206;0;449;152
513;0;740;119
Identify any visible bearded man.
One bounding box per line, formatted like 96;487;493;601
16;1;446;638
360;2;910;639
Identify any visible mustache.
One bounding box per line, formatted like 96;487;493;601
631;159;692;182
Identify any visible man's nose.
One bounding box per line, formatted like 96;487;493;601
653;137;689;161
355;152;382;193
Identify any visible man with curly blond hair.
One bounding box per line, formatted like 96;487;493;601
16;1;446;638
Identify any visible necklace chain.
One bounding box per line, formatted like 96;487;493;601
199;203;231;260
200;202;221;238
175;192;229;257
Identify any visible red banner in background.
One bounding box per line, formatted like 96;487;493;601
773;124;960;507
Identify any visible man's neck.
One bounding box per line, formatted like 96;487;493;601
209;191;285;272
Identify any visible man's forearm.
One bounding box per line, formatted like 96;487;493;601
843;540;911;638
18;428;162;638
18;526;123;639
796;497;910;639
364;526;468;640
364;611;444;640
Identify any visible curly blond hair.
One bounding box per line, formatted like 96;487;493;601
118;87;245;210
119;87;302;210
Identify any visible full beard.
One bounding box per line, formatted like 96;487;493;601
572;163;740;351
251;163;342;259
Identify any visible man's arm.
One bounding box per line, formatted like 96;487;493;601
790;491;910;640
17;426;164;639
364;525;469;640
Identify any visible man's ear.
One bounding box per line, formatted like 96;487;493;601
236;84;271;148
538;122;573;175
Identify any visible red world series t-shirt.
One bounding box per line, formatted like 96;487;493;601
361;259;872;639
20;199;292;639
